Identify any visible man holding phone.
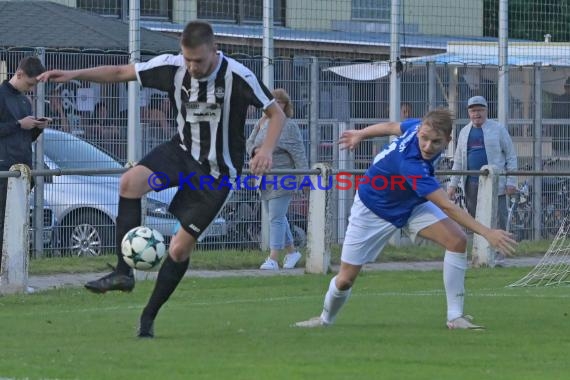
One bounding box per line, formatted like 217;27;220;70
0;56;50;268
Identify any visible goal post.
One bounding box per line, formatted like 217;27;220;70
0;164;32;295
508;218;570;287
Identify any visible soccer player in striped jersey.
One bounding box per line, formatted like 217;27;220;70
295;108;517;330
38;21;286;337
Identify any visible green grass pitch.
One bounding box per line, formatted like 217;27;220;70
1;267;569;379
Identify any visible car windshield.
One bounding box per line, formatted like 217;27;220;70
43;129;123;171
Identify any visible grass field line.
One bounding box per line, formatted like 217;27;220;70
5;287;570;318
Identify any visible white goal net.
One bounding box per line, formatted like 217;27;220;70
509;218;570;287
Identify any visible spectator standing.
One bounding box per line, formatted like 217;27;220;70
447;96;518;266
247;88;309;270
0;56;51;269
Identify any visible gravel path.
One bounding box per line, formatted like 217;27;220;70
26;256;541;293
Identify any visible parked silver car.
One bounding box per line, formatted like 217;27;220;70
29;203;57;252
38;129;225;256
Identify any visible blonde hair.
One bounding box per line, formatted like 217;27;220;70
421;108;454;137
272;88;293;117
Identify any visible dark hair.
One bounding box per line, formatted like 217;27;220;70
181;21;215;48
17;56;45;77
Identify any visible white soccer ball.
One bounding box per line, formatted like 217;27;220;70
121;226;166;271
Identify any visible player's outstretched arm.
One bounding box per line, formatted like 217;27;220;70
426;188;517;256
339;121;401;151
37;64;137;84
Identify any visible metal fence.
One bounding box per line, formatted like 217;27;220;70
1;47;570;260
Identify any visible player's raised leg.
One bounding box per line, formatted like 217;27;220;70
137;168;231;338
84;165;154;294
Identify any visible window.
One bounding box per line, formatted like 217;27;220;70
352;0;390;21
197;0;285;25
197;0;234;21
140;0;171;18
77;0;171;20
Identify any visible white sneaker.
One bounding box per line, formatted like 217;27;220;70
283;251;302;269
446;315;485;330
260;258;279;270
294;316;329;328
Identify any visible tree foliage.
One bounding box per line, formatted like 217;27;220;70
484;0;570;42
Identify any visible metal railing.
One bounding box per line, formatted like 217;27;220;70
3;163;570;258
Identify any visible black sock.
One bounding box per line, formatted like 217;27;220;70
115;196;141;275
142;255;189;321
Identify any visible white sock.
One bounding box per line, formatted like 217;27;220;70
321;276;352;324
443;250;467;321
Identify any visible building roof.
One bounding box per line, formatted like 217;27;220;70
0;1;180;53
328;41;570;81
327;41;570;100
143;21;504;58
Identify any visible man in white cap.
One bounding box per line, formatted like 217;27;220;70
447;96;518;266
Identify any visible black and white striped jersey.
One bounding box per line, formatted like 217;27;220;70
135;52;273;178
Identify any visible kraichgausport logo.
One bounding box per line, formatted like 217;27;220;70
146;172;421;192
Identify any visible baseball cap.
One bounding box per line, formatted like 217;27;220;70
467;96;488;108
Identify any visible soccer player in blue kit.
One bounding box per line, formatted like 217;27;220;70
295;108;517;330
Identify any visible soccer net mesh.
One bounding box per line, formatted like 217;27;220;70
509;218;570;287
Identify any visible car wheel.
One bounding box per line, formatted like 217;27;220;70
60;210;114;256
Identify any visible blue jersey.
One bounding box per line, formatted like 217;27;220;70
358;118;442;227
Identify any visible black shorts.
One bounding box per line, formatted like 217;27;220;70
138;137;231;239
